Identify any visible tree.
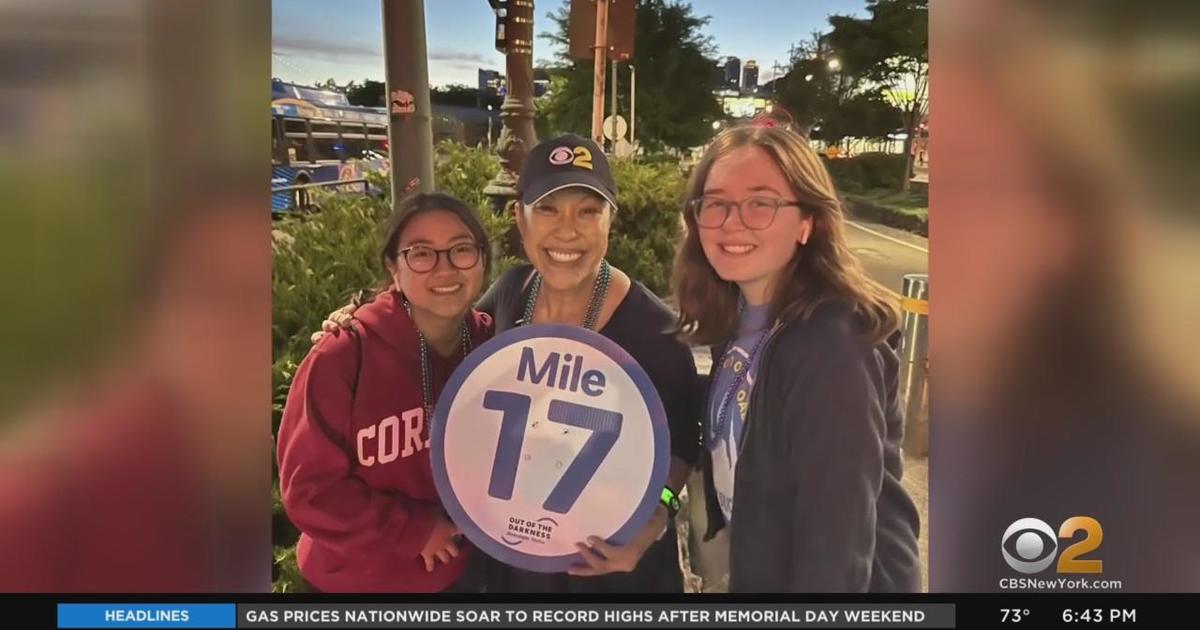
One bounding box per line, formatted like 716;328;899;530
815;92;902;145
825;0;928;190
314;77;344;93
538;0;723;155
430;84;502;110
775;32;841;137
346;80;385;107
776;31;902;147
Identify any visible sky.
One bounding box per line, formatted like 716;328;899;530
271;0;868;89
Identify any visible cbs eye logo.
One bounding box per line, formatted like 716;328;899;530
1001;516;1103;574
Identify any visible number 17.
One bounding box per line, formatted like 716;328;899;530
483;390;623;514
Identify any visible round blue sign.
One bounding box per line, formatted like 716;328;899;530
430;324;670;573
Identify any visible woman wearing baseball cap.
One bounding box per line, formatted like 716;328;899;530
474;135;699;593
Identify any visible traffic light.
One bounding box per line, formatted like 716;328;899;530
491;0;507;53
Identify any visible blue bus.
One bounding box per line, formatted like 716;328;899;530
271;80;389;215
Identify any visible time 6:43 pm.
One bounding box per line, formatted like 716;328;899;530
1062;608;1136;623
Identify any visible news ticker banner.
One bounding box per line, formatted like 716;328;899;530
46;597;1191;629
57;603;953;629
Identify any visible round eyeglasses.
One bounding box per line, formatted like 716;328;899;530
687;195;803;230
396;243;483;273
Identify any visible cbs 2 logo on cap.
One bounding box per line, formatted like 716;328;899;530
1001;517;1103;574
548;146;593;170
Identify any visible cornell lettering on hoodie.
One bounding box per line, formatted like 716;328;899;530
277;290;492;592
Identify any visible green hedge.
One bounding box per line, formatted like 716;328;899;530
822;152;907;193
608;159;687;297
270;145;686;591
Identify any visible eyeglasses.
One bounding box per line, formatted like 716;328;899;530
687;195;803;230
396;243;483;273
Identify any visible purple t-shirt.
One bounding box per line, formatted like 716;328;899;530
708;303;772;521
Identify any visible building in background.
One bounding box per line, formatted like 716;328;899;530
722;56;741;91
742;59;759;93
532;68;550;98
719;94;769;119
478;69;504;95
477;68;549;99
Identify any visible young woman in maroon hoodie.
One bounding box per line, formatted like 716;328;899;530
277;193;494;593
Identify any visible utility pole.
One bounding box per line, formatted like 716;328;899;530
629;64;635;152
382;0;435;198
609;58;618;152
590;0;609;146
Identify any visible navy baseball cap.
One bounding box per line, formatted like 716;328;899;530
517;134;618;209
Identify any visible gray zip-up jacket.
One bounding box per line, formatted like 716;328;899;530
700;299;921;592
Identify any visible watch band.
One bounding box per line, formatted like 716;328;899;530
660;486;681;520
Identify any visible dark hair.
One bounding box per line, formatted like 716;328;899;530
672;125;899;346
380;192;492;278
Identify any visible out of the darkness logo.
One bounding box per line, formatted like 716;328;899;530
1001;517;1103;574
501;516;558;547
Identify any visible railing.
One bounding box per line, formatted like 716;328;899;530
271;178;370;213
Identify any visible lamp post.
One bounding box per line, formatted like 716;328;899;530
484;0;538;214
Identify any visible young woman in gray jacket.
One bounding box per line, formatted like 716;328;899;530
672;121;921;592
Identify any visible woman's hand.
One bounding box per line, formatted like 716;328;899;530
567;506;669;577
419;512;462;572
309;303;359;344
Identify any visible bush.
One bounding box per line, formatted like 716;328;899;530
608;159;687;296
823;152;907;192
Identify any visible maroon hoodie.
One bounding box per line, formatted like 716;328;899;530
277;290;492;592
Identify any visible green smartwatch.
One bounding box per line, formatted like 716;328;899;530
660;486;681;520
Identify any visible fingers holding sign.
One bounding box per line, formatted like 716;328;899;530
420;513;462;573
567;505;670;576
567;537;642;576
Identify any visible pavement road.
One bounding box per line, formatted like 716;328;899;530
844;219;929;298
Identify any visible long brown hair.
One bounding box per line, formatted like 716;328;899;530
673;125;899;346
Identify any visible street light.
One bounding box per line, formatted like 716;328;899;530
827;57;841;71
804;73;814;82
712;120;722;130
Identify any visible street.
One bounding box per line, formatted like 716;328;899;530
845;219;928;298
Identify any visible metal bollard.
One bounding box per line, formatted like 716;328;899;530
898;274;929;456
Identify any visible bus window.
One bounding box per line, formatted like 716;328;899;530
311;137;342;162
341;136;367;159
289;135;311;162
336;122;365;159
283;118;308;134
311;121;338;135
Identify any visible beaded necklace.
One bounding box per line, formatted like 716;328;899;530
402;298;473;419
518;259;612;330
